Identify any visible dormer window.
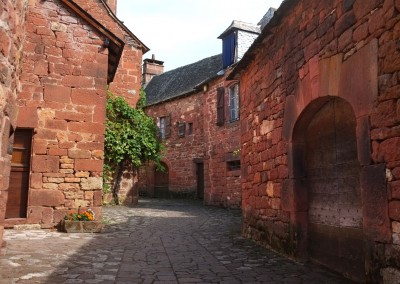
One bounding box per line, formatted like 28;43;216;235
218;21;261;70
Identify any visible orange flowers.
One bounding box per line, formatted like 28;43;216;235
64;208;96;221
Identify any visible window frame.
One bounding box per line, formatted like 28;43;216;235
159;114;171;139
228;83;240;122
178;122;186;137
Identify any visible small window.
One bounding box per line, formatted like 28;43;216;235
159;117;166;139
188;123;193;135
159;115;171;139
229;84;239;122
178;122;185;137
227;160;241;171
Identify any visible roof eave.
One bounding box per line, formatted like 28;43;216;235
59;0;125;83
99;0;150;54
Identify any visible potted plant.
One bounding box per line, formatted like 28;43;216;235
62;208;102;233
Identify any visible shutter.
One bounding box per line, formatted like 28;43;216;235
222;32;236;69
165;114;171;138
216;87;225;126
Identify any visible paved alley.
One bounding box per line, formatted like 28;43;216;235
0;199;354;284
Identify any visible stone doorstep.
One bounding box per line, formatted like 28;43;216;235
4;218;27;228
5;218;43;230
13;224;42;230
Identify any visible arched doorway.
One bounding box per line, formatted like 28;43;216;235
292;97;365;282
154;162;169;198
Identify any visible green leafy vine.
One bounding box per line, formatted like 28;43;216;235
104;89;163;203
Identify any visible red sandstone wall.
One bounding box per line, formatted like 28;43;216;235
13;0;108;228
74;0;144;106
0;0;27;246
203;77;242;208
238;0;399;282
143;93;206;196
111;46;143;106
141;74;242;208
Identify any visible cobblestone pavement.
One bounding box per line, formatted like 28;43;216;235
0;199;355;284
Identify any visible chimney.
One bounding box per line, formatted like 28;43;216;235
142;54;164;86
258;7;277;30
106;0;117;14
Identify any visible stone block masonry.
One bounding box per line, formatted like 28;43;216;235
0;0;27;246
203;76;242;209
73;0;147;107
11;0;110;228
141;92;206;197
234;0;400;282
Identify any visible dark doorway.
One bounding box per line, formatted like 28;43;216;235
154;162;169;198
6;129;32;219
196;162;204;199
293;98;365;282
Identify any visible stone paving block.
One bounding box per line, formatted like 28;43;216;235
0;199;355;284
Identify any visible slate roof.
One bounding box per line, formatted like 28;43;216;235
218;20;261;39
145;54;223;106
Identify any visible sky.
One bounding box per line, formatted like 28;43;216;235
117;0;284;71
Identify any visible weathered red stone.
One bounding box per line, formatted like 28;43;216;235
44;84;71;103
31;155;59;173
17;106;38;128
75;159;103;172
29;189;65;207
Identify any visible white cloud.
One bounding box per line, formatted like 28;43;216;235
117;0;283;71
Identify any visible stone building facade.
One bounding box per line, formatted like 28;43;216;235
0;0;27;246
1;0;146;237
73;0;149;106
229;0;400;282
139;55;219;199
140;20;263;208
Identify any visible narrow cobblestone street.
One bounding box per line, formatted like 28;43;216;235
0;199;354;284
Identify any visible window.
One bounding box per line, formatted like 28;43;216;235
188;123;193;135
229;84;239;122
159;115;171;139
159;117;166;138
178;122;185;137
227;160;241;171
216;87;225;126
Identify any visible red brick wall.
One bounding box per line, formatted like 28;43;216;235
0;0;27;246
142;92;206;196
238;0;399;282
13;0;109;228
74;0;144;106
203;77;241;208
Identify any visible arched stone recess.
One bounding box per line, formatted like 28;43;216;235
281;39;391;282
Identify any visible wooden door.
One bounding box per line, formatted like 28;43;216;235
5;129;32;219
196;163;204;199
305;99;364;282
154;162;169;198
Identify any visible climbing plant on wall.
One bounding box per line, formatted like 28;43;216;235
104;89;163;204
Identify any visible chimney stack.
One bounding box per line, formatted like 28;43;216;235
142;54;164;86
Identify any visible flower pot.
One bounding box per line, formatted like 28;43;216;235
62;220;103;233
